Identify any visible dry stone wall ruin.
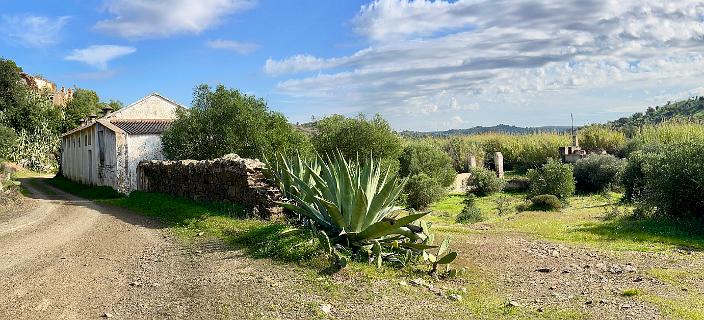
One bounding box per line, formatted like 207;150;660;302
137;154;283;219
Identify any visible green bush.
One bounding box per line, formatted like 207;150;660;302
634;140;704;218
456;205;485;224
404;173;447;210
399;142;456;187
0;125;17;158
573;154;626;192
621;151;648;202
163;84;312;160
312;114;403;173
527;159;575;200
466;167;505;196
529;194;563;211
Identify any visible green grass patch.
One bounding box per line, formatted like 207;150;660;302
104;191;322;263
47;176;125;199
621;288;641;297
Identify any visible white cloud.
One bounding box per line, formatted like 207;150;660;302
0;15;70;47
266;0;704;129
95;0;256;39
206;40;259;54
65;45;136;69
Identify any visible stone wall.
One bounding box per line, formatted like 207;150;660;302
137;154;283;219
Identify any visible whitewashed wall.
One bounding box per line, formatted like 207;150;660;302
125;134;166;191
108;95;179;120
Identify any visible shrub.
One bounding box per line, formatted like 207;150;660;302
578;125;626;155
312;114;403;173
163;84;312;160
404;173;447;210
456;205;484;224
399;142;456;187
635;140;704;218
573;154;626;192
527;159;575;200
529;194;563;211
0;125;17;158
466;167;505;196
621;151;648;202
438;136;485;172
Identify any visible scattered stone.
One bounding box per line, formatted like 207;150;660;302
599;299;609;304
609;265;623;274
621;305;632;309
196;232;204;237
398;280;408;286
585;300;593;305
537;268;552;273
102;313;113;318
448;294;463;301
508;301;520;307
549;286;556;290
551;250;560;257
129;281;142;287
320;304;332;315
623;265;637;273
537;307;544;313
633;277;644;282
195;250;203;254
682;288;688;292
410;278;425;287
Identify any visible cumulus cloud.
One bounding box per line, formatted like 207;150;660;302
95;0;255;39
207;39;259;54
0;15;70;47
266;0;704;129
65;45;136;69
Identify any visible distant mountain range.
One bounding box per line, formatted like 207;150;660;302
400;124;573;137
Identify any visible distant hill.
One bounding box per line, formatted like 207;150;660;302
400;124;572;137
608;96;704;130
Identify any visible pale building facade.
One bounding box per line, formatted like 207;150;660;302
60;93;183;193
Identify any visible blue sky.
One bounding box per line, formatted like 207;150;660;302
2;1;704;131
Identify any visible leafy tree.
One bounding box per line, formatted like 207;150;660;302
312;113;403;171
162;84;311;160
61;88;101;133
0;58;25;114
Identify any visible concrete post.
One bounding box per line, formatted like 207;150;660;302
468;155;477;169
494;152;504;178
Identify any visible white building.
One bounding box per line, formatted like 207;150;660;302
60;93;183;193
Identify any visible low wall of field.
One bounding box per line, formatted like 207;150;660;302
137;154;282;219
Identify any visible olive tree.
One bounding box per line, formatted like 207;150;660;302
162;84;312;160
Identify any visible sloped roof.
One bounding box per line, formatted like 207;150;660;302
105;92;185;119
110;119;174;135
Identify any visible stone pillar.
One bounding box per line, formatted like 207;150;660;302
468;155;477;169
494;152;504;178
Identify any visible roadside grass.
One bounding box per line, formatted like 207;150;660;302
641;268;704;320
47;176;125;199
430;191;704;252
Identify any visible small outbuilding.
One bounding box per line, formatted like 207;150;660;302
60;93;183;193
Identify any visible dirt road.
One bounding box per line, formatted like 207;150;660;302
0;179;456;320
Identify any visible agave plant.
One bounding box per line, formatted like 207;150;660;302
267;152;458;272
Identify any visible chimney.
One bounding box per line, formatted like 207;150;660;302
102;106;113;116
79;118;86;126
89;114;98;123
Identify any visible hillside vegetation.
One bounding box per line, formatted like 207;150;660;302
609;96;704;133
